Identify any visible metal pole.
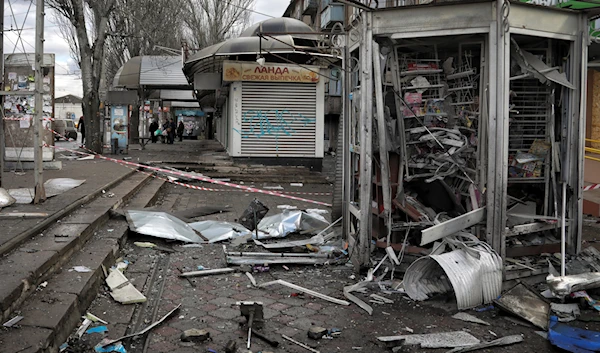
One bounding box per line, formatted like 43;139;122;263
561;182;566;276
372;40;392;246
0;0;4;188
33;0;45;203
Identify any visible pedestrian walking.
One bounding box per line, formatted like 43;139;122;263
177;121;184;142
168;118;176;144
149;119;159;143
161;120;169;143
78;116;85;146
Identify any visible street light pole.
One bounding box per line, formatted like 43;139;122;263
33;0;45;203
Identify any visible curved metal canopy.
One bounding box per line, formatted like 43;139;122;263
240;17;317;38
113;56;189;89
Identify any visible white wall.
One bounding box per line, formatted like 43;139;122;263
55;102;83;122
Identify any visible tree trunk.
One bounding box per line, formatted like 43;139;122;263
82;91;102;153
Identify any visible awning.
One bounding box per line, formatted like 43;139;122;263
113;56;189;89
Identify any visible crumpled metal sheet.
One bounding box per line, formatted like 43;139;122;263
257;210;329;238
188;220;254;243
495;282;550;330
0;188;16;208
547;272;600;297
44;178;85;197
7;178;85;204
7;188;34;204
404;234;502;310
125;210;204;243
511;40;574;89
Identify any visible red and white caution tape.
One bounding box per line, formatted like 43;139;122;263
3;116;54;121
46;141;332;207
584;183;600;192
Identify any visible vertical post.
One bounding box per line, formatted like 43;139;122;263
0;0;4;188
33;0;45;203
342;20;351;239
372;40;392;245
358;12;373;268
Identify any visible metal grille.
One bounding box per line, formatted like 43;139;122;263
240;82;317;157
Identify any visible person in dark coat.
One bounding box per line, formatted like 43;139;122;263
78;116;85;146
177;121;184;142
168;118;176;144
149;119;159;143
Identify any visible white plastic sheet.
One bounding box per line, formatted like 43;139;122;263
0;188;16;208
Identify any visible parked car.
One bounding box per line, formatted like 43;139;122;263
53;119;77;141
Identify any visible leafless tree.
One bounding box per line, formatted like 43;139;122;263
183;0;255;49
46;0;116;153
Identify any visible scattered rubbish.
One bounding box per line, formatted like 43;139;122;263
86;312;108;325
172;206;230;222
253;330;280;347
0;212;49;218
133;241;157;248
253;265;270;273
404;327;414;333
72;266;92;273
181;243;203;248
86;326;108;334
378;331;480;348
239;301;264;349
114;261;129;272
370;294;394;304
179;268;235;278
257;209;329;238
488;330;497;337
282;334;320;353
548;315;600;352
290;183;303;187
259;279;350;306
245;272;257;287
264;185;284;190
547;272;600;297
125;210;205;243
344;271;374;315
535;331;548;339
494;282;549;330
188;220;255;243
101;304;181;347
551;302;581;322
570;291;600;311
278;205;298;210
404;234;502;309
452;312;490;326
308;327;328;340
231;233;252;246
196;265;207;270
0;188;16;208
226;251;333;266
225;340;237;353
106;269;147;304
78;155;95;161
239;199;269;231
446;334;524;353
474;305;494;312
283;265;290;270
36;281;48;291
3;315;24;327
180;328;210;342
94;340;126;353
76;318;93;338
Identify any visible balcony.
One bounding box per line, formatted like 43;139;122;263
321;3;344;29
303;0;318;15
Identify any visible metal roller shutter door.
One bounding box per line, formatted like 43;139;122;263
241;81;317;157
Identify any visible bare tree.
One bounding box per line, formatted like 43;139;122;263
46;0;116;153
183;0;255;49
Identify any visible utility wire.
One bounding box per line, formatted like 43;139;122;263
222;0;276;19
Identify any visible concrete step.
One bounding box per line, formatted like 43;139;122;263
0;178;165;353
0;173;154;329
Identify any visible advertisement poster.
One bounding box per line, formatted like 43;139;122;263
111;105;128;148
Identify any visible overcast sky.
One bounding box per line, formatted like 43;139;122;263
2;0;290;98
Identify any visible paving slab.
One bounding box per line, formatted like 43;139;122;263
0;326;53;353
